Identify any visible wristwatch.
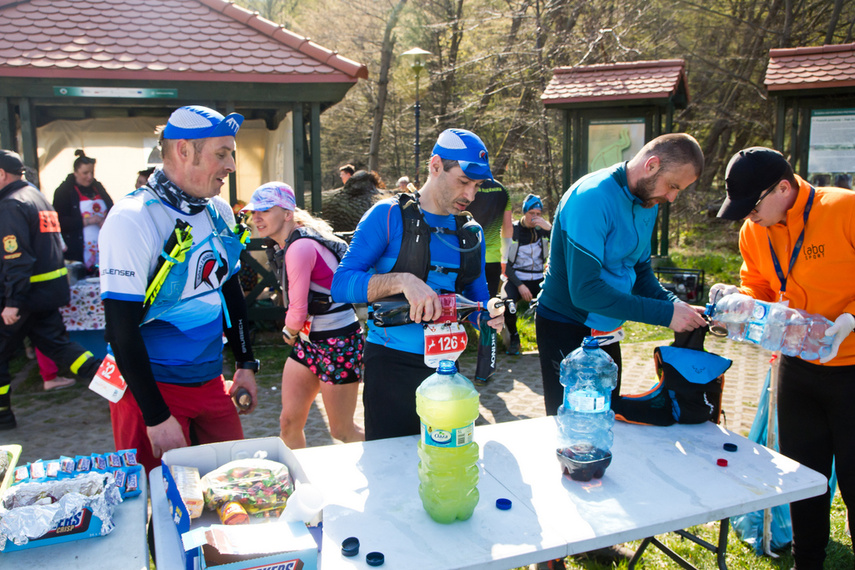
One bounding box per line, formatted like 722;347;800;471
282;326;297;342
236;359;260;372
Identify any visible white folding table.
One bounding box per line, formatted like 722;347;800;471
150;417;826;569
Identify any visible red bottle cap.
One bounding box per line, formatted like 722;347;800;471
717;458;728;467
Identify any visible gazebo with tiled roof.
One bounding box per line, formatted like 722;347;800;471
542;59;690;258
0;0;367;211
765;42;855;178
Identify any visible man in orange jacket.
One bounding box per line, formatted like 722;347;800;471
712;147;855;570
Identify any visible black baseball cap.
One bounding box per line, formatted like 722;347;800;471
717;147;791;220
0;149;24;176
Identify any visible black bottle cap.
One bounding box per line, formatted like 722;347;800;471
341;537;359;557
723;443;738;452
366;551;385;566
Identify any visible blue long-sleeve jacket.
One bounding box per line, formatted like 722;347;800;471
538;163;676;331
332;198;488;354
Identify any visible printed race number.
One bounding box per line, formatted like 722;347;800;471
424;323;468;368
88;354;128;403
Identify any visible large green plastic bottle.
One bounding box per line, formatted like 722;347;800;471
415;360;481;523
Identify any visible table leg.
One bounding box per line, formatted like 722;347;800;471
628;518;730;570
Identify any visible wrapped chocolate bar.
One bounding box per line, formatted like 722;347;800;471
0;471;122;550
201;459;294;517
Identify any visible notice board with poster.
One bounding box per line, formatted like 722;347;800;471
807;108;855;189
587;118;646;173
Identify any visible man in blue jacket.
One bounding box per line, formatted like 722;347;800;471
536;133;708;416
332;129;504;440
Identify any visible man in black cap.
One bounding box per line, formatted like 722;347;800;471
0;149;102;429
712;146;855;570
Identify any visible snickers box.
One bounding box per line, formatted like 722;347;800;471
162;438;318;570
0;470;121;552
0;506;109;552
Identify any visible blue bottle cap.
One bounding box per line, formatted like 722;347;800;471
582;336;599;349
723;443;738;452
496;498;512;510
437;360;457;374
366;551;385;566
341;536;359;557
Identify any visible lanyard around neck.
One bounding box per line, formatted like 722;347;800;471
767;185;815;298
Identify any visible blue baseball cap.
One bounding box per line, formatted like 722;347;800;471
241;182;297;213
432;128;493;181
162;105;244;140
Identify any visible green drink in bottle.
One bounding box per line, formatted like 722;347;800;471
415;360;481;523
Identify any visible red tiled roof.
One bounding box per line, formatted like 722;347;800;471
542;59;688;107
0;0;367;83
765;43;855;92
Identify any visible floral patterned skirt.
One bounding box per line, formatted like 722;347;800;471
288;328;363;385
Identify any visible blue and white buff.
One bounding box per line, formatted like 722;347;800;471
162;105;244;140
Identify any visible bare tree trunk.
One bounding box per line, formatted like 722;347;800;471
368;0;409;173
434;0;466;128
471;0;532;131
825;0;845;44
534;0;560;203
491;86;537;177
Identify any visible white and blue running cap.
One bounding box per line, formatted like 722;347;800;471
162;105;244;140
431;128;493;181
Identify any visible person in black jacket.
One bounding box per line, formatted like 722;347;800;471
53;150;114;274
0;150;101;429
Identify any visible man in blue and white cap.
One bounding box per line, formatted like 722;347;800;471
98;105;259;472
332;128;504;440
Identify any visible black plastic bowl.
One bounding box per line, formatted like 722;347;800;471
556;448;613;482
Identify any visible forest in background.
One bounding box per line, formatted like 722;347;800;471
235;0;854;250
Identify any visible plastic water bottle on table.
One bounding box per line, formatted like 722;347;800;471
556;336;617;481
415;360;480;523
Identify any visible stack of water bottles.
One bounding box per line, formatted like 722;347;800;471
708;293;833;360
556;336;617;482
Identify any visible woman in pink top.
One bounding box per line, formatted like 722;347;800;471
243;182;364;448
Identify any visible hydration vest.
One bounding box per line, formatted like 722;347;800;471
507;222;549;268
267;226;352;315
135;187;244;326
388;192;482;293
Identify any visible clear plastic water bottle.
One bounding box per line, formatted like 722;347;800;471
758;303;789;351
556;337;617;481
780;310;809;356
415;360;480;523
800;314;834;361
743;299;773;344
711;293;756;323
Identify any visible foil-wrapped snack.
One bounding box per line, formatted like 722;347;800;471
0;471;122;549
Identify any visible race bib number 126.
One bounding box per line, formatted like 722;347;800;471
423;322;467;368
